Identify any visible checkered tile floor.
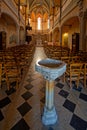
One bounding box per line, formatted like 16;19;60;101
0;47;87;130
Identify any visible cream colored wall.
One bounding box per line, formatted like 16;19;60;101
0;17;18;48
20;29;25;44
0;1;25;48
0;19;15;48
7;25;17;48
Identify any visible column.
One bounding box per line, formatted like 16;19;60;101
45;80;54;110
42;80;57;125
83;10;87;51
16;24;20;45
59;26;62;56
79;12;85;50
77;0;86;51
59;26;62;47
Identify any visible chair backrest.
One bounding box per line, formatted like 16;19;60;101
84;63;87;75
70;63;83;76
0;64;2;86
70;56;80;63
61;56;70;64
0;63;2;74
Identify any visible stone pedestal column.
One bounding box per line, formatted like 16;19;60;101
35;58;66;126
42;80;57;125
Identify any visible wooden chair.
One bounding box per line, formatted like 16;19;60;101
70;56;81;63
82;63;87;88
84;63;87;87
0;63;6;89
61;56;70;83
61;56;70;65
4;61;20;90
65;63;83;88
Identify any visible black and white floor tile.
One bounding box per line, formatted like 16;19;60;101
0;47;87;130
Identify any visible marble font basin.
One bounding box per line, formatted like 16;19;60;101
35;58;66;80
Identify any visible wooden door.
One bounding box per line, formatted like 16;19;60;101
0;32;3;50
2;32;6;50
72;33;79;51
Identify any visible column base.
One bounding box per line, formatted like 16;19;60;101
42;106;58;125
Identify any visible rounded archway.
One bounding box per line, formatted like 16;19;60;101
61;16;80;50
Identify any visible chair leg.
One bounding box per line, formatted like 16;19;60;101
76;76;80;88
6;77;10;91
70;75;72;89
84;74;86;88
16;80;19;90
63;73;66;83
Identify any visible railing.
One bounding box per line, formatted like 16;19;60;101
29;29;49;34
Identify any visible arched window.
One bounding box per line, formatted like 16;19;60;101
37;17;41;30
48;19;50;29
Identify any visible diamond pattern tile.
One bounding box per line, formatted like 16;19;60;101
17;102;32;116
0;97;11;108
5;88;16;95
70;114;87;130
59;90;69;98
11;118;30;130
21;91;33;100
56;82;64;89
24;84;33;90
63;99;76;112
79;93;87;102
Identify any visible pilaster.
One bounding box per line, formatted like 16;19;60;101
59;25;62;47
16;24;20;44
77;0;86;51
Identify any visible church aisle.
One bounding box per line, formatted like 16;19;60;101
0;47;87;130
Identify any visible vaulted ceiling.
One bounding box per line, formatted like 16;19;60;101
28;0;60;11
27;0;61;21
15;0;61;21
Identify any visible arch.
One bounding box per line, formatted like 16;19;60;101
1;12;18;27
0;31;6;50
60;7;79;27
61;16;80;50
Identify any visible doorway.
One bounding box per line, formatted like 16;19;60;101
0;31;6;50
